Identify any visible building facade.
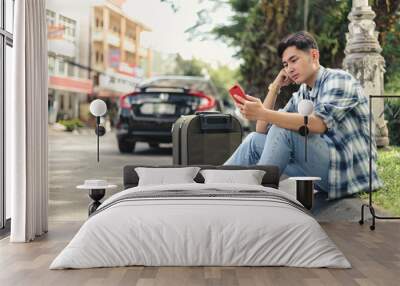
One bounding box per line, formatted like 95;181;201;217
91;1;152;98
46;6;93;123
46;0;152;123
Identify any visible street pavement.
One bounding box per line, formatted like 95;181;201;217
49;128;384;223
49;128;172;221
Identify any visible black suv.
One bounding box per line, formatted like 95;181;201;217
115;76;223;153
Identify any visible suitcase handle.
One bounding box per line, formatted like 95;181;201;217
194;111;221;115
199;113;233;131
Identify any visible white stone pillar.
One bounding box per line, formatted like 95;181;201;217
343;0;389;147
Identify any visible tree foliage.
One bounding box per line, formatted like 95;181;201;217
173;54;204;76
173;55;239;100
208;0;400;106
163;0;400;101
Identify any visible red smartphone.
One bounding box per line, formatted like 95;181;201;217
229;84;246;104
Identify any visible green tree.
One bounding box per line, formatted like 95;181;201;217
172;54;239;100
206;64;240;101
372;0;400;85
213;0;303;107
173;54;204;76
165;0;400;97
192;0;400;105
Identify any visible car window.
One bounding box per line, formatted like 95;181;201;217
141;78;216;97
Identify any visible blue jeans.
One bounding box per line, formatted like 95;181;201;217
224;125;330;191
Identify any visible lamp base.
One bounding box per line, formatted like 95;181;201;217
88;189;105;215
95;125;106;136
296;180;313;210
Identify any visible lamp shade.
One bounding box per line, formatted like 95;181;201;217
90;99;107;117
298;99;314;116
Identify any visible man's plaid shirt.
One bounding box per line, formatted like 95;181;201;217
281;66;382;199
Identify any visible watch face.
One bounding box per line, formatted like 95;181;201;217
298;125;309;136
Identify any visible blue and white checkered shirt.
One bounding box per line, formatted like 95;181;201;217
281;66;382;199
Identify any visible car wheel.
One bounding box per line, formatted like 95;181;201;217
118;141;135;153
148;142;160;149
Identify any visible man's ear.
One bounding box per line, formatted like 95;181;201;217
311;49;320;61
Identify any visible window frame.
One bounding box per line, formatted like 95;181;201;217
46;9;56;26
59;14;76;42
0;0;14;232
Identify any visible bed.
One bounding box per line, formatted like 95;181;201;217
50;165;350;269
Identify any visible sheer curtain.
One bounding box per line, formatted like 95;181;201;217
6;0;48;242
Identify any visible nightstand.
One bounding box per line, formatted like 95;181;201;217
77;180;117;216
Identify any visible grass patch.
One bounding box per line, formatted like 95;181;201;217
58;119;84;132
361;146;400;215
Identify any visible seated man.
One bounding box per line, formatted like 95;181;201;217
224;31;382;199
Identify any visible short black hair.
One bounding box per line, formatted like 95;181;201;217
277;31;318;58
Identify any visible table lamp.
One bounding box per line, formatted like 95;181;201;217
89;99;107;162
298;99;314;162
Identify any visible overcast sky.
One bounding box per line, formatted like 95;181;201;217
122;0;241;68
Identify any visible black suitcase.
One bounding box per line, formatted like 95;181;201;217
172;112;243;165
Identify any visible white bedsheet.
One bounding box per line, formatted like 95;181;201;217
50;183;351;269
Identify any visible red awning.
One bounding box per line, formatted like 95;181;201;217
49;75;93;94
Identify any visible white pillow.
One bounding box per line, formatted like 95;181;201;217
200;169;266;185
135;167;201;186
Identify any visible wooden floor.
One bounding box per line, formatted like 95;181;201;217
0;221;399;286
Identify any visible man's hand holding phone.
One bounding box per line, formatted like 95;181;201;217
229;84;247;104
229;84;266;121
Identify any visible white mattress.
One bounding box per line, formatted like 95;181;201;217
50;183;351;269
